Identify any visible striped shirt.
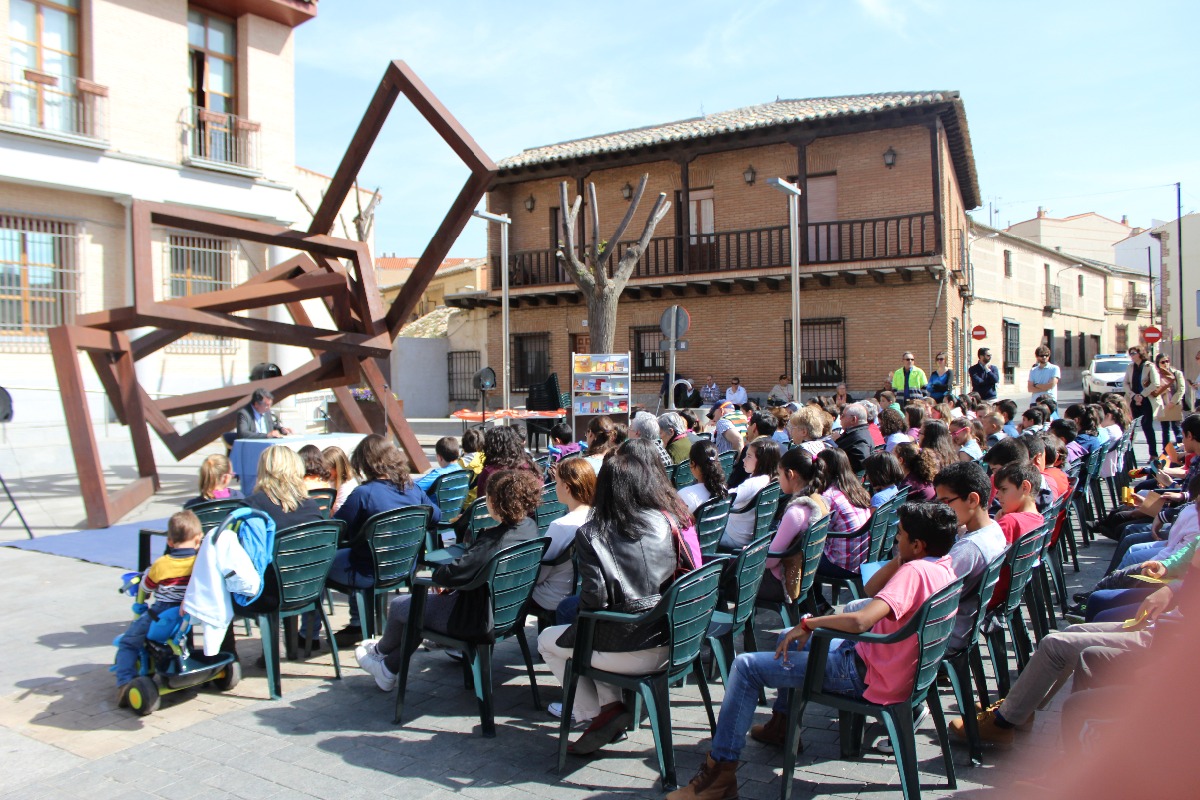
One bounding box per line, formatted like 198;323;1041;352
821;486;872;571
141;547;197;605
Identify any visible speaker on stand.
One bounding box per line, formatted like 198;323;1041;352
0;388;34;539
472;367;496;430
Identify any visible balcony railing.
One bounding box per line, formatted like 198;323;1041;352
493;212;936;290
1044;284;1062;310
182;106;261;174
0;66;107;142
1124;289;1148;310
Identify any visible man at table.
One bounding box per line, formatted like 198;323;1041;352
235;389;292;440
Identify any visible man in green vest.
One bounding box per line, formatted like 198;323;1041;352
891;351;928;402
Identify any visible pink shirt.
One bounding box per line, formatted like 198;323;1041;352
857;555;956;706
765;502;817;581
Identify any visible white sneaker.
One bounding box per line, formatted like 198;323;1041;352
355;642;396;692
873;705;930;754
548;701;591;726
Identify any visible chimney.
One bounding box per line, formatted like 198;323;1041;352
1037;206;1045;218
1121;215;1129;225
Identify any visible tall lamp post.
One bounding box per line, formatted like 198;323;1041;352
473;209;512;414
768;178;803;397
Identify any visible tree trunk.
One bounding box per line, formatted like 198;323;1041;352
587;285;621;355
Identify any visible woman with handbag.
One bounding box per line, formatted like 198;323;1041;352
759;447;830;603
1153;352;1186;448
1124;345;1161;460
537;440;697;754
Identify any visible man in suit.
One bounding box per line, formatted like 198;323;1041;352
235;388;292;440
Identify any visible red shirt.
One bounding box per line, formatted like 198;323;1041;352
1042;468;1069;500
989;511;1044;610
868;423;885;447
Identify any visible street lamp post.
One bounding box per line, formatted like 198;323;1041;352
473;209;512;415
768;178;803;398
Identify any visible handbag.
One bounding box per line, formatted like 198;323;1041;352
662;511;699;579
781;495;829;602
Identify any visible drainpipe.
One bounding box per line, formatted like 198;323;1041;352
928;267;947;375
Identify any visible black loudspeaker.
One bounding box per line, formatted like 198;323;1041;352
250;362;282;381
0;387;11;423
472;367;497;392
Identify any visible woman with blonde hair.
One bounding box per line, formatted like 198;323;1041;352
322;445;358;514
243;445;323;527
185;453;243;509
787;406;832;458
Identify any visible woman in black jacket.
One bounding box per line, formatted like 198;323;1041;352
537;441;688;755
354;469;542;691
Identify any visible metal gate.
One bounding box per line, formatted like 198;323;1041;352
448;350;480;402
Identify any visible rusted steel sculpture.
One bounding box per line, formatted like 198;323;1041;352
50;61;496;527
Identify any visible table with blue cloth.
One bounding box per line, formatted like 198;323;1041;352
231;433;366;493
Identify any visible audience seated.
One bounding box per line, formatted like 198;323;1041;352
679;440;729;514
184;453;244;509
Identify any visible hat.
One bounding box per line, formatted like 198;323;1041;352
784;401;800;413
708;400;733;419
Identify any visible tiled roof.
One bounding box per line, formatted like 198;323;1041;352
498;92;959;170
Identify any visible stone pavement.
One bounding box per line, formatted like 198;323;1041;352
0;515;1121;800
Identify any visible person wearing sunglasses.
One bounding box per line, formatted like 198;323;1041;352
725;377;748;406
890;352;927;403
926;351;954;403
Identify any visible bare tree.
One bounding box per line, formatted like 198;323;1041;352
557;173;671;354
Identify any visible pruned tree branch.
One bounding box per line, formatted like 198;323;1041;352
558;181;594;292
586;181;600;266
602;173;648;261
614;191;670;283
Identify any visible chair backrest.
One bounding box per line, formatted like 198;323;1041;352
1085;444;1106;482
866;496;897;562
466;497;499;539
484;537;551;640
536;500;568;536
540;482;559;504
751;480;782;540
188;498;247;531
957;549;1007;651
671;460;696;489
307;488;336;518
767;511;831;605
525;373;562;412
693;496;731;559
718;451;736;479
881;487;907;557
907;577;965;704
997;523;1049;617
431;470;470;521
360;506;429;590
534;454;551;474
726;533;773;628
663;561;724;675
271;519;343;612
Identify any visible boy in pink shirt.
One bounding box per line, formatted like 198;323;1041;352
668;502;958;800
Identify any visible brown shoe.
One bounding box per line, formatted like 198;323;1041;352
749;711;792;748
666;754;739;800
975;700;1035;731
567;702;632;755
950;705;1014;748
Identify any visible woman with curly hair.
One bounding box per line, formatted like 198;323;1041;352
298;444;333;491
356;468;542;691
476;425;538;496
878;407;913;453
894;441;938;501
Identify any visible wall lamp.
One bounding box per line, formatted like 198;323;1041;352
743;165;756;185
621;182;633;200
882;147;897;169
524;194;535;212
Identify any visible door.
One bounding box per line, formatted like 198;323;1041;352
806;175;838;262
688;189;716;270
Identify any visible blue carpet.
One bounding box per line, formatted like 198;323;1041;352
2;517;169;571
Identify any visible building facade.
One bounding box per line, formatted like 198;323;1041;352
0;0;369;427
1152;213;1199;364
1006;210;1135;265
450;92;981;406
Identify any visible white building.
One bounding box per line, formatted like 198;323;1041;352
1151;213;1200;363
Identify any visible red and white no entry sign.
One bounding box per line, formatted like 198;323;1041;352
1143;326;1162;344
971;325;987;340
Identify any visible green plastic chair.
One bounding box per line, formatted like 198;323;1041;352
429;470;471;550
819;503;890;602
308;488;336;518
138;498;246;570
326;506;429;639
394;537;549;737
781;577;965;800
753;513;831;627
536;499;568;536
672;459;696;489
880;485;911;559
985;523;1048;698
718;450;736;480
719;480;780;554
540;481;559;504
693;496;731;560
235;519;344;700
706;532;773;685
458;497;499;545
556;561;724;791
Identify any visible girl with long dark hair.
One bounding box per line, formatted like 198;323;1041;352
814;447;872;581
759;448;831;602
678;440;728;514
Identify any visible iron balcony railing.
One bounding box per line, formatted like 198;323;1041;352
493;212;937;289
0;64;107;142
1123;289;1148;310
182;106;261;173
1044;284;1062;310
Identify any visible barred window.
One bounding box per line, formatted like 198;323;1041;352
164;232;238;354
511;332;550;393
1003;320;1020;384
630;326;665;380
0;214;79;351
784;318;846;387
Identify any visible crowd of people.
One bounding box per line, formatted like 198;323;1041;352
120;345;1200;797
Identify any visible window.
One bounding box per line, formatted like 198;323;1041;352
0;214;79;348
7;0;81;134
447;350;481;402
1078;332;1087;366
784;318;847;387
1042;329;1054;363
187;9;249;167
1003;250;1013;278
1064;331;1072;367
1077;274;1084;296
510;332;550;392
630;326;665;379
1002;320;1020;384
1115;325;1128;353
164;233;237;353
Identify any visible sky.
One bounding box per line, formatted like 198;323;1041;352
294;0;1200;259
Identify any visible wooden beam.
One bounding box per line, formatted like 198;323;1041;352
49;326;112;528
869;270;887;284
360;357;430;472
161;272;349;314
646;286;663;298
817;274;831;287
844;273;857;286
668;284;685;296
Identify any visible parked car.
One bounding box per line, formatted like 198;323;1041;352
1082;354;1131;403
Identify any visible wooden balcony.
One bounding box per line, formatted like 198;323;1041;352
493;212;937;290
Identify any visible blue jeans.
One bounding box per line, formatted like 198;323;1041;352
1107;527;1154;572
115;602;177;685
711;635;866;762
1084;588;1155;622
555;594;581;626
1117;540;1168;571
324;548;375;626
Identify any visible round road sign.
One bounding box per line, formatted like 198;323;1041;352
971;325;987;341
1143;326;1162;344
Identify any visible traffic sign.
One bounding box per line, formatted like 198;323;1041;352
1143;326;1162;344
660;305;690;338
660;339;689;351
971;325;987;341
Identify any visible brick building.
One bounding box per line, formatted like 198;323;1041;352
449;92;981;406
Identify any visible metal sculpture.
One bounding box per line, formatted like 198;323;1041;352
49;61;496;527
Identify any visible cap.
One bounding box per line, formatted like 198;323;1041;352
708;400;733;419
